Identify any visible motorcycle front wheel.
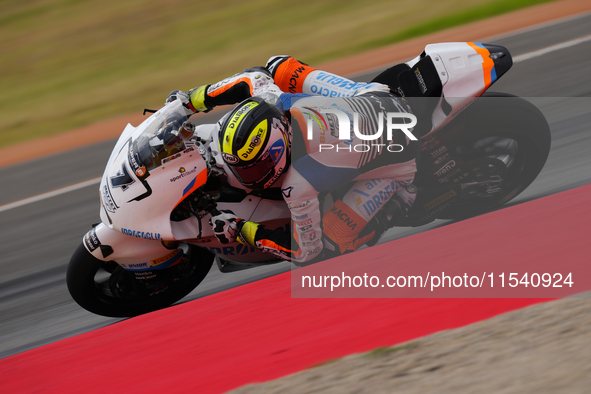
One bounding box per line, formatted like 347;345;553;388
436;93;551;219
66;243;214;318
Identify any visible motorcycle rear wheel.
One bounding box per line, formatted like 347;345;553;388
436;93;551;219
67;243;214;318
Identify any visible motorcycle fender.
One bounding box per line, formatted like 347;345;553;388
82;223;176;269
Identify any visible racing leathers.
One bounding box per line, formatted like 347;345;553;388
183;56;420;264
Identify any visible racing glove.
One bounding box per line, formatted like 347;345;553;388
209;210;244;244
165;87;211;115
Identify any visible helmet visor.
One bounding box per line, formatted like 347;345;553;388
232;151;275;186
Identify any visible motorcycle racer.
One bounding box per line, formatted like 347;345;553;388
167;56;420;264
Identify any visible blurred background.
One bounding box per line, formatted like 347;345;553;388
0;0;553;148
5;0;591;383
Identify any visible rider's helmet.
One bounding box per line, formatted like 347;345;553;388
218;95;291;190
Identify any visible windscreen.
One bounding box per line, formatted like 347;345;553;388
133;102;191;171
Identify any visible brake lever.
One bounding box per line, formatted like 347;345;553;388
188;189;221;239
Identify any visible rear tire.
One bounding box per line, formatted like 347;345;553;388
436;93;551;219
67;243;214;318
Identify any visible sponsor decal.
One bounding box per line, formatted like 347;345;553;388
135;166;147;177
329;205;357;230
133;271;157;279
302;230;317;241
222;152;239;164
309;72;371;97
206;244;257;256
434;160;456;177
223;101;260;153
452;172;472;184
290;200;311;209
170;166;198;182
238;121;267;160
150;249;183;267
296;218;313;227
263;167;284;189
433;153;451;166
414;68;428;94
269;138;285;165
127;143;150;180
110;163;135;191
288;66;308;93
162;153;182;164
102;184;118;213
121;228;161;240
84;228;100;252
430;146;447;158
307;246;322;256
415;202;450;224
423;190;458;210
292;213;308;220
354;179;401;217
126;262;150;269
282;186;294;199
128;146;140;169
302;239;321;247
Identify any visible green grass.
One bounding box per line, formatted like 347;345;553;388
0;0;557;148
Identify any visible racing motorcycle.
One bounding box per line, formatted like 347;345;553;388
67;42;551;317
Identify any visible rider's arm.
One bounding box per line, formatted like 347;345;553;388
265;56;391;97
187;55;389;112
235;171;324;264
188;67;282;112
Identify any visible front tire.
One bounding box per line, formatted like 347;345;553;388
67;243;214;318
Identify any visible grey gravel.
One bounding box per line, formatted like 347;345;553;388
228;298;591;393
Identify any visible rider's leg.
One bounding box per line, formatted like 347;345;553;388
321;177;415;255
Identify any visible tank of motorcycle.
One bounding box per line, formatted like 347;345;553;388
98;100;208;241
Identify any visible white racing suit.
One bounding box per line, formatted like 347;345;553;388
190;56;419;264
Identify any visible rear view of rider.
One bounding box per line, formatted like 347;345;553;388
167;56;420;264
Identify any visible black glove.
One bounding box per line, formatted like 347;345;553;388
165;90;197;116
209;210;243;244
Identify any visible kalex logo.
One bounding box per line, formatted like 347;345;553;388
305;108;418;153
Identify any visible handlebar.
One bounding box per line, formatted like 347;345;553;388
189;188;220;217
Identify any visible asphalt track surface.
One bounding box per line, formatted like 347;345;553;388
1;12;590;360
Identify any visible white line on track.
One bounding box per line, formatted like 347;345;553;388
483;9;591;42
513;33;591;63
0;177;101;213
2;31;591;214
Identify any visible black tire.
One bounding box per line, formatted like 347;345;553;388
436;93;551;219
66;243;214;318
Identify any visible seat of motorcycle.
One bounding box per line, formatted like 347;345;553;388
371;54;443;136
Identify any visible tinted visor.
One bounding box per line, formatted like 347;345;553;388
232;151;275;187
